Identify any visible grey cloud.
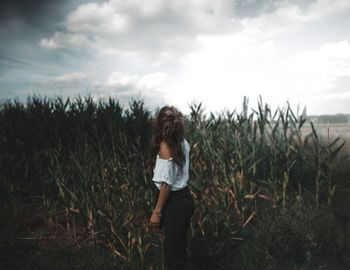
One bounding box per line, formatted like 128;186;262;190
0;0;105;26
0;0;57;24
37;0;322;56
234;0;314;18
40;0;241;55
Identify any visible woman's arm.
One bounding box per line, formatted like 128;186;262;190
150;141;172;226
154;182;170;214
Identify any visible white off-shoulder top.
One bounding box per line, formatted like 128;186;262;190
152;138;190;191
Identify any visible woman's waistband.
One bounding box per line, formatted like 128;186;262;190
168;185;191;199
170;185;188;193
154;185;190;199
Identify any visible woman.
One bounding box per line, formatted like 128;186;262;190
149;105;195;270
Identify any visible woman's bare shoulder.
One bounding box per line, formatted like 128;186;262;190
159;141;171;159
159;141;172;159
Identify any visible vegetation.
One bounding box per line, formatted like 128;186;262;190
0;94;349;269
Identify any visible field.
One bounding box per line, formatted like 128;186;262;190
301;123;350;138
302;123;350;150
0;95;349;270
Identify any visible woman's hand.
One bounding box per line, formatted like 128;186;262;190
150;212;161;227
151;182;170;228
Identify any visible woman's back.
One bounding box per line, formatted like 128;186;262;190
152;138;190;191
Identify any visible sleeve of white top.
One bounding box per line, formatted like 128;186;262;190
152;157;178;186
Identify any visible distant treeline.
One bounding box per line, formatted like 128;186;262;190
306;113;350;124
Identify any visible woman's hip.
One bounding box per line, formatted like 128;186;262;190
154;187;194;230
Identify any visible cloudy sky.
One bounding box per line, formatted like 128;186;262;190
1;0;350;115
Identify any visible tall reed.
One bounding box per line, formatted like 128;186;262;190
0;94;348;269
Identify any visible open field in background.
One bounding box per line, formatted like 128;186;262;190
0;95;349;270
301;123;350;157
301;123;350;138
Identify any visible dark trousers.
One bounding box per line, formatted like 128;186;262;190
154;185;195;270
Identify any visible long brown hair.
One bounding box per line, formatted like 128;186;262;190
148;105;186;171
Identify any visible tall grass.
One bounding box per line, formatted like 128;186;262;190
0;94;349;269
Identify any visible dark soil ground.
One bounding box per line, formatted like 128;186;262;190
0;205;121;270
